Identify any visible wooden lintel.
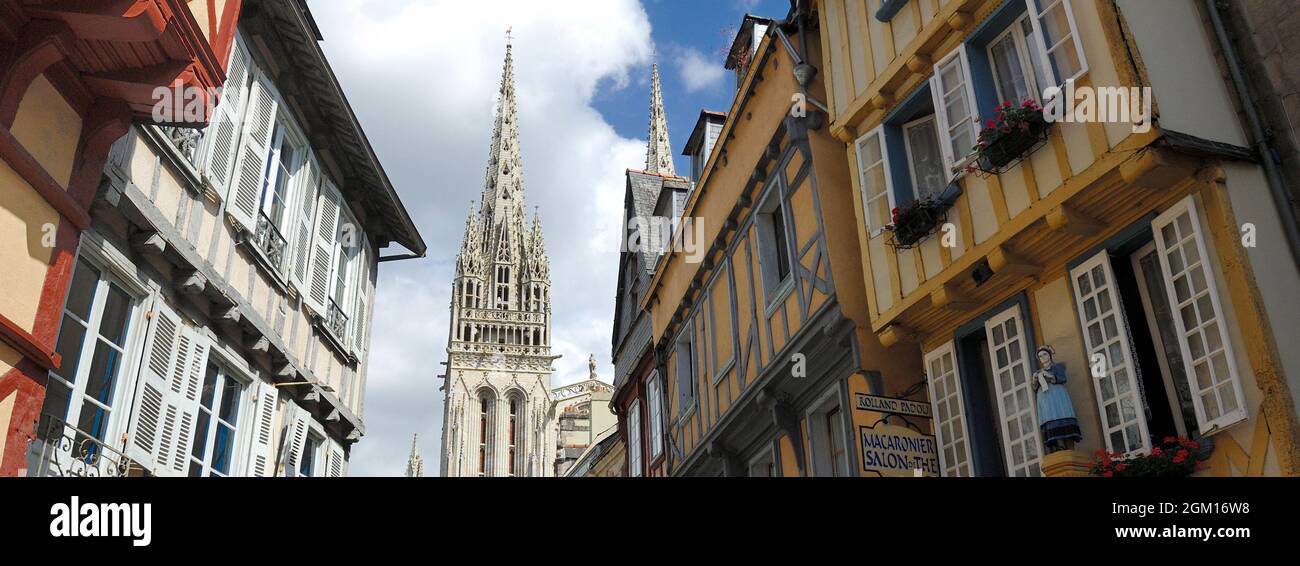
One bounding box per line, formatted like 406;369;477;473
879;324;917;348
1046;205;1106;237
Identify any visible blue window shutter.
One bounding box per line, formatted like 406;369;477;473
875;0;908;22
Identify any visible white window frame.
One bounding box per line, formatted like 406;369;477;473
925;341;974;477
42;257;146;468
646;371;664;460
854;125;895;236
186;361;251;477
984;305;1043;477
1150;196;1247;433
901;115;947;202
929;46;980;179
986;13;1046;105
627;399;643;477
755;182;795;307
298;426;326;478
805;385;848;477
674;324;697;420
1025;0;1089;91
1070;252;1151;456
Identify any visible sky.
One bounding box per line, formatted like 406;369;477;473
309;0;789;476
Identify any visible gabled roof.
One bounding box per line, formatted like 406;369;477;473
684;110;728;156
246;0;426;256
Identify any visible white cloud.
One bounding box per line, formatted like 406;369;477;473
674;46;728;94
309;0;652;476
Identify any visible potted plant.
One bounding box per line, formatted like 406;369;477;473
1089;437;1206;478
885;197;949;249
963;99;1049;174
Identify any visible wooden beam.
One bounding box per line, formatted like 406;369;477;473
878;324;917;348
931;283;980;311
246;335;270;356
175;269;207;295
988;245;1038;278
130;231;166;255
213;305;241;326
1046;205;1105;236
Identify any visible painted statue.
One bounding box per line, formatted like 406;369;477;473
1030;345;1082;453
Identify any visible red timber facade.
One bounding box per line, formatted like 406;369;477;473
0;0;239;476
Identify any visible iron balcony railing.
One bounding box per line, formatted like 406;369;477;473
327;298;349;340
254;212;290;274
29;414;145;478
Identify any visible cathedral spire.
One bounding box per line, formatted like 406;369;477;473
645;63;676;175
405;434;425;478
481;37;524;222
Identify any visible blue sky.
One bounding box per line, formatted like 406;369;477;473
595;0;790;173
311;0;791;475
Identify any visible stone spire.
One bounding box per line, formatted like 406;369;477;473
525;208;549;282
405;434;425;477
481;38;525;223
645;63;676;175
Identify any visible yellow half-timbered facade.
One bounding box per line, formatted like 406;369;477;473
815;0;1300;476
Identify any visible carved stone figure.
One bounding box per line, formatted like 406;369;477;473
1030;345;1082;454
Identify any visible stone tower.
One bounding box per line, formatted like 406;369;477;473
439;39;557;477
645;63;676;175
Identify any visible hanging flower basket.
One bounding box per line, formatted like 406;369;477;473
885;197;950;250
963;100;1050;176
1089;436;1207;478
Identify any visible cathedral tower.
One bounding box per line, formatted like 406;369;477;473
440;39;557;477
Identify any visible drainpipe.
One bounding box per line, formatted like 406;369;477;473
1203;0;1300;269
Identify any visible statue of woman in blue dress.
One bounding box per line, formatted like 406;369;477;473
1031;345;1082;453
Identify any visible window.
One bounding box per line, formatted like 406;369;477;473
930;47;979;176
748;447;776;477
1150;197;1245;432
987;14;1049;104
756;187;793;300
855;127;894;235
984;306;1041;477
925;342;974;476
808;389;847;477
674;327;696;416
507;398;519;477
299;433;322;477
259;121;302;240
477;392;494;477
627;399;643;477
41;259;137;453
902;116;947;201
1026;0;1088;89
646;372;664;460
188;363;246;477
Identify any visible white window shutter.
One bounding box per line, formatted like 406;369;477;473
280;402;311;476
246;378;280;477
326;438;347;477
304;179;342;315
152;326;210;477
930;47;979;178
1070;252;1151;455
1150;196;1247;433
1025;0;1089;89
123;296;183;473
201;38;251;196
290;156;321;295
925;341;974;476
350;241;371;355
983;306;1042;477
226;71;278;235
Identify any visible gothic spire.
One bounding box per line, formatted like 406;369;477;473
645;63;676;175
456;201;483;278
405;434;425;478
481;37;525;223
526;208;550;281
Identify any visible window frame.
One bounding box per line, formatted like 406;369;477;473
1026;0;1090;91
986;13;1046;105
925;341;975;477
805;385;849;477
930;46;980;180
755;181;795;309
901;114;947;203
673;323;698;422
646;371;664;460
854;125;895;236
627;399;643;477
187;361;251;477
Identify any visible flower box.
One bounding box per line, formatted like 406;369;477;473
964;100;1051;176
886;198;950;249
1090;436;1208;478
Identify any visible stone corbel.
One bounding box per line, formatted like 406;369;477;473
707;439;744;477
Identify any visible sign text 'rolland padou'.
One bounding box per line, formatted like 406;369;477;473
854;393;932;419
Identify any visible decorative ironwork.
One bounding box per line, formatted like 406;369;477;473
254;212;290;274
161;126;204;167
30;414;145;478
327;298;349;340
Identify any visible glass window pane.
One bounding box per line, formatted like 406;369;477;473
191;410;211;459
200;364;219;410
212;424;236;475
75;401;111;443
905;119;946;200
39;380;74;442
53;314;88;384
219;377;243;425
84;341;124;406
65;260;100;321
99;285;133;347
